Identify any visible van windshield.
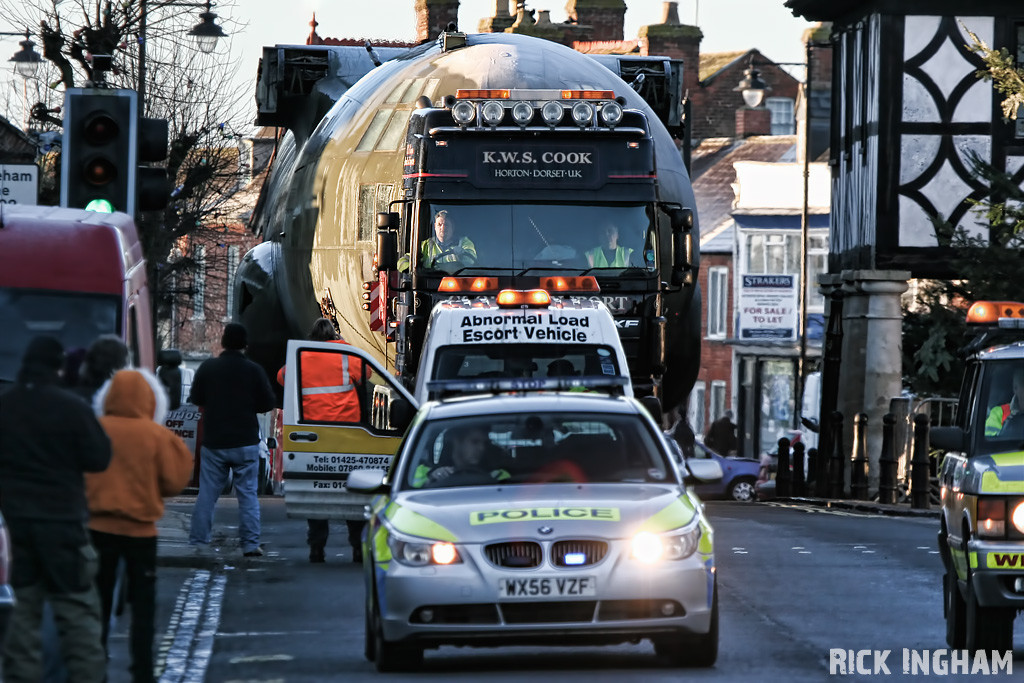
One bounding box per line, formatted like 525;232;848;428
431;343;620;388
976;359;1024;456
0;288;120;382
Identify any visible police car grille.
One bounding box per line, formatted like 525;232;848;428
485;542;543;569
551;540;608;567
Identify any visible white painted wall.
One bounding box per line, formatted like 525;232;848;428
732;162;831;211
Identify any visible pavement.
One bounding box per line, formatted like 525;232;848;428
130;498;1022;683
156;496;284;570
773;496;941;518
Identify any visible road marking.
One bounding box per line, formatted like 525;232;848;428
917;546;930;550
158;570;227;683
224;680;286;683
229;654;295;664
798;551;812;554
862;550;876;554
791;546;805;550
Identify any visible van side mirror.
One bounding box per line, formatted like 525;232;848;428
640;396;663;425
376;229;398;272
930;426;967;452
389;397;414;432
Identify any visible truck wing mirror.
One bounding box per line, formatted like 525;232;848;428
668;207;694;233
671;231;694;286
930;426;967;452
377;211;400;230
376;230;398;272
388;397;414;432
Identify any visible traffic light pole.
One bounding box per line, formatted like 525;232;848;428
139;0;147;117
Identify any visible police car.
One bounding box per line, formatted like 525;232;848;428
413;277;633;403
932;301;1024;653
344;388;722;672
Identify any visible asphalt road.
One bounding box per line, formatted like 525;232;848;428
102;498;1024;682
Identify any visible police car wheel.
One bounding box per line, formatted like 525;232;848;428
964;577;1014;653
372;596;423;672
944;572;966;649
654;580;718;667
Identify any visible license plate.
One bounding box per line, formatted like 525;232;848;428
497;576;596;599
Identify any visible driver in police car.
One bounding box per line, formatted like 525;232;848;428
399;210;478;271
412;424;509;487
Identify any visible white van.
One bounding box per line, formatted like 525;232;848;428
413;289;634;403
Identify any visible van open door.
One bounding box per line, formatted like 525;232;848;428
281;340;418;519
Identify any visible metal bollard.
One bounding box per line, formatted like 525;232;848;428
776;437;792;498
829;411;845;499
911;413;931;509
807;447;818;496
792;442;806;497
851;413;869;500
879;413;898;505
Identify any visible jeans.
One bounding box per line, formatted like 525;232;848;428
91;531;158;683
189;444;261;553
2;521;106;683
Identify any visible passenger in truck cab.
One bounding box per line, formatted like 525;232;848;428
586;223;634;268
398;210;477;271
984;367;1024;437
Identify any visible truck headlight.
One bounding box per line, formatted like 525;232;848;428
512;101;533;125
571;102;593;126
1013;501;1024;535
541;101;563;126
388;532;462;566
481;101;504;126
599;101;623;126
632;524;701;563
452;101;475;126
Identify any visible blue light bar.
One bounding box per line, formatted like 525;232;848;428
564;553;586;566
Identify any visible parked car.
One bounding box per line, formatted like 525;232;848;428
0;510;14;640
665;438;760;502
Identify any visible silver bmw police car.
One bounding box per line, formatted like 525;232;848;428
347;392;722;672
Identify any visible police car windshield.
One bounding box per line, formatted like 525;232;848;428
432;344;619;386
977;359;1024;455
403;413;671;489
419;203;654;273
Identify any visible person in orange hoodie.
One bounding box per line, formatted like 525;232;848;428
85;369;193;683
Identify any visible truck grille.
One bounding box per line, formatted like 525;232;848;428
484;541;543;569
551;540;608;567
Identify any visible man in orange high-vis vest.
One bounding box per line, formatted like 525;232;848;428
277;318;368;563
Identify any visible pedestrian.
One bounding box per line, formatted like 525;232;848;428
86;368;194;683
705;410;738;455
74;335;131;403
277;318;367;563
188;323;276;557
0;336;112;683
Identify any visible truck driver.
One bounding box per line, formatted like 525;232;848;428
585;223;634;268
399;210;478;271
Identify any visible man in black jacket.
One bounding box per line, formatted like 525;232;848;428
0;336;112;683
187;324;276;557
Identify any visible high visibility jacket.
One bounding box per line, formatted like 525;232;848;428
397;236;478;272
411;464;510;488
586;245;633;268
985;404;1012;436
276;340;364;423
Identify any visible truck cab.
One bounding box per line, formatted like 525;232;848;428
933;301;1024;652
413;277;633;404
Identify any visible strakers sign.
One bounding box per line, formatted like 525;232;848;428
475;145;600;189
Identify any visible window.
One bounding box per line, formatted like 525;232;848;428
746;233;799;274
358;184;395;242
355;110;392;152
688;381;706;438
766;97;795;135
807;234;829;311
226;246;240;319
710;381;727;424
707;266;728;338
191;246;206;321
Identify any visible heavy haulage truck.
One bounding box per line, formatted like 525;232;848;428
237;31;702;412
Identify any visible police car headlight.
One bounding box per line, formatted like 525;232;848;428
599;101;623;126
1012;501;1024;535
388;532;462;566
541;101;563;126
481;101;504;126
632;523;700;563
571;102;594;126
452;100;475;126
512;101;533;126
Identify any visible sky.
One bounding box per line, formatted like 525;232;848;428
228;0;816;116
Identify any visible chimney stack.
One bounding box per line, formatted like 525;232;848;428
415;0;460;43
565;0;627;42
735;107;771;138
639;3;702;95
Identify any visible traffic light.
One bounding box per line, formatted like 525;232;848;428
137;116;170;211
61;88;137;215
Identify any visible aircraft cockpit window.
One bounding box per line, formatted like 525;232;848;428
379;110;413;151
356;110;392;152
401;78;428;104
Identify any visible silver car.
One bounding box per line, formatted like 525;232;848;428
348;393;723;672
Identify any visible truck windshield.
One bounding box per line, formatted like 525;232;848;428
976;359;1024;456
403;412;670;489
0;288;120;383
431;344;620;388
418;203;654;273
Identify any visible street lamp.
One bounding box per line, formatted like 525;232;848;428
187;1;229;54
733;57;770;108
4;30;42;79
